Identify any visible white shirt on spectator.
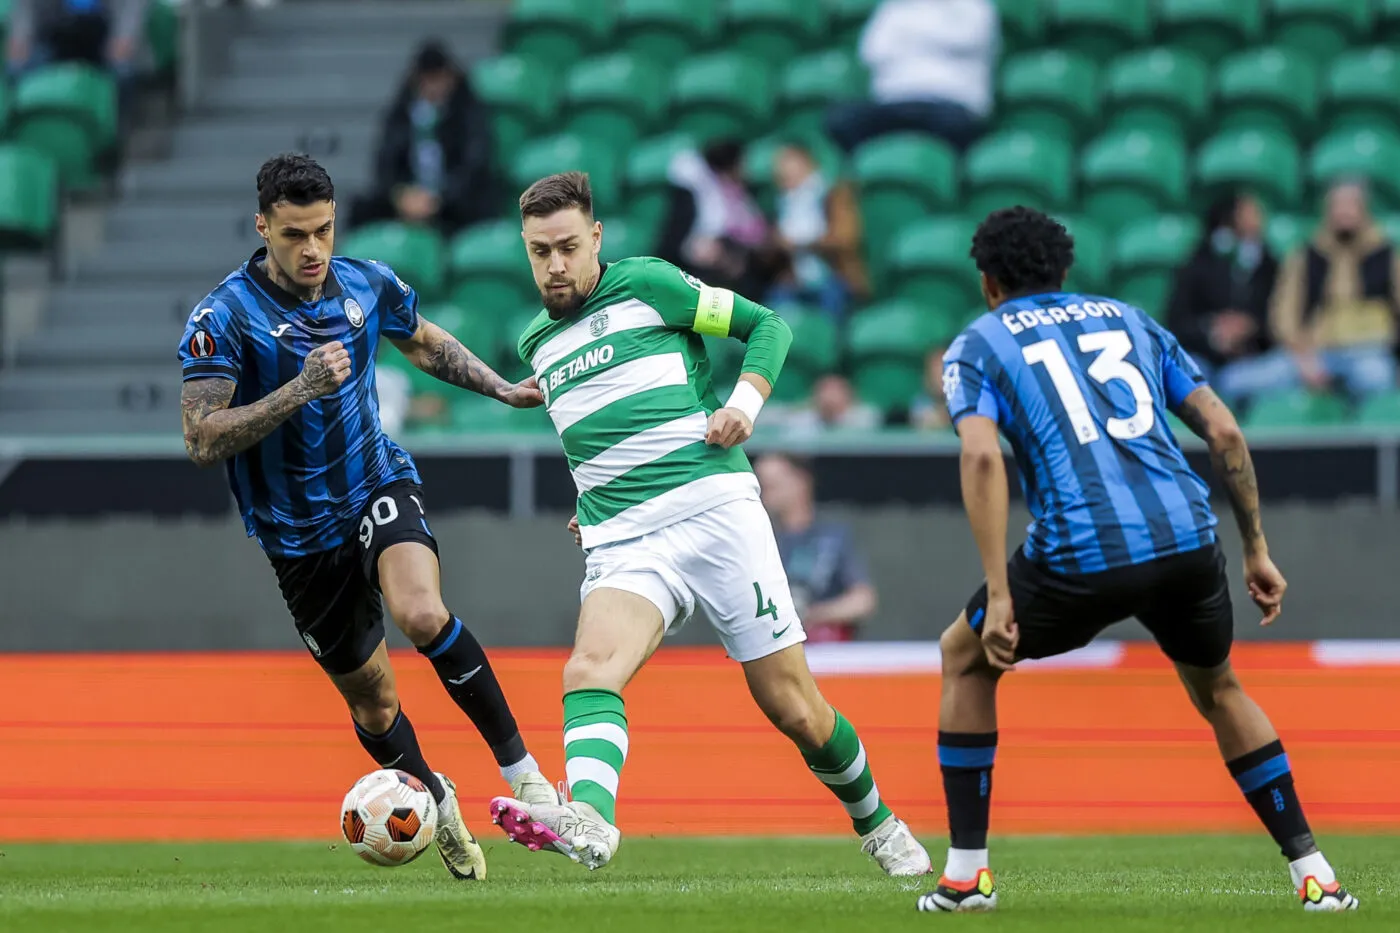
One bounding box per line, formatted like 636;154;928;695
860;0;999;118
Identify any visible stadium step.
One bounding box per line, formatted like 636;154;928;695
166;119;376;163
45;284;221;327
104;203;261;246
16;325;191;367
0;408;176;436
120;153;371;199
202;74;405;115
0;364;180;414
74;248;240;284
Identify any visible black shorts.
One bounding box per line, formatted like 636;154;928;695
269;481;439;676
965;542;1234;669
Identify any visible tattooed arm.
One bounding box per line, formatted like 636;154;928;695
1177;384;1287;623
390;318;543;408
1176;385;1263;552
181;341;350;467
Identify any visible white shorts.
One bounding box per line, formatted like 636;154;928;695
579;496;806;663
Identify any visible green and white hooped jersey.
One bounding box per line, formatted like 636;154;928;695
518;257;782;549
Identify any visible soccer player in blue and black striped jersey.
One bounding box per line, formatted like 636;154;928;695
177;154;560;881
917;208;1358;914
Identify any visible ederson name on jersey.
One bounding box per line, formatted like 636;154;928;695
943;291;1218;576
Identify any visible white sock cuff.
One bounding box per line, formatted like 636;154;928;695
500;753;540;785
1289;851;1335;888
944;846;989;882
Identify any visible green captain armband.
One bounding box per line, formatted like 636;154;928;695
693;284;735;338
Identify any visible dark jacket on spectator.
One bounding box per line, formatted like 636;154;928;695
1165;236;1278;368
368;72;495;232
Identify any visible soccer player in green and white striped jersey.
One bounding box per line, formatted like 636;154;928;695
487;171;930;877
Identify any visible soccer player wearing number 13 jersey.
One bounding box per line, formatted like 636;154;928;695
177;154;560;881
918;208;1357;914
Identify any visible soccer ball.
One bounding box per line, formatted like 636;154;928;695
340;769;439;867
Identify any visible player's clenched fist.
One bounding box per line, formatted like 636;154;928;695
705;407;752;448
300;341;352;397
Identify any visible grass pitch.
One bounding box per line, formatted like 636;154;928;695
2;835;1394;932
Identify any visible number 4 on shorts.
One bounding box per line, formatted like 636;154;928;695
753;582;779;621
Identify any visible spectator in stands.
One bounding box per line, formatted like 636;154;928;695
1165;192;1278;384
756;453;878;644
773;373;884;436
825;0;998;153
1216;179;1399;405
908;346;952;431
7;0;148;119
655;138;779;297
350;40;495;235
764;140;869;320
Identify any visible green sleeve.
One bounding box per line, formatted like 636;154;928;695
639;257;792;387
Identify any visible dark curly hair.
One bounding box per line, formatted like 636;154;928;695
970;206;1075;296
256;152;334;214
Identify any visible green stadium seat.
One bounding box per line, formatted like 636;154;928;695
9;63;118;189
503;308;547;376
472;55;554;164
0;80;9;137
671;52;775;142
1356;391;1400;427
1112;214;1200;321
447;220;535;306
503;0;615;63
827;0;880;47
963;130;1075;219
564;53;669;150
598;217;654;263
851;133;958;271
724;0;827;66
146;0;179;80
1101;47;1211;143
1215;47;1319;140
1268;0;1372;63
995;0;1048;53
0;144;58;250
1079;129;1190;234
704;335;744;392
509;134;622;210
1382;0;1400;42
1156;0;1264;62
1266;213;1313;256
340;222;446;303
1243;389;1349;429
1383;214;1400;246
781;305;841;376
1047;0;1152;60
1325;49;1400;136
1196;128;1303;213
780;49;866;140
616;0;721;66
1309;128;1400;212
1056;214;1111;293
884;216;982;321
623;133;696;237
849;300;949;411
997;49;1100;145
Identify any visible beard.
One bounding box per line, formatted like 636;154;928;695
543;282;587;319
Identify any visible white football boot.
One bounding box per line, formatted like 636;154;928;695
509;770;563;808
490;794;622;870
433;773;487;880
860;815;933;877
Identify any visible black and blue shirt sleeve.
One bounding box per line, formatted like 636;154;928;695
178;299;243;383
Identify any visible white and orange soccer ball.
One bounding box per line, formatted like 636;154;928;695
340;769;438;867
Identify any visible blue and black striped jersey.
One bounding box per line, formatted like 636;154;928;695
943;292;1217;574
178;249;421;558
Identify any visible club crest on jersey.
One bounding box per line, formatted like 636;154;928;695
589;311;609;338
188;330;217;358
680;270;704;291
344;299;365;328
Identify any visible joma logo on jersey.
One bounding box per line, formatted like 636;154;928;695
546;345;615;393
1001;302;1122;335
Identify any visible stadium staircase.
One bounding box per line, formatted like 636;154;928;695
0;1;506;436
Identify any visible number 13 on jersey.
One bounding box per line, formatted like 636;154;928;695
1023;331;1154;445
